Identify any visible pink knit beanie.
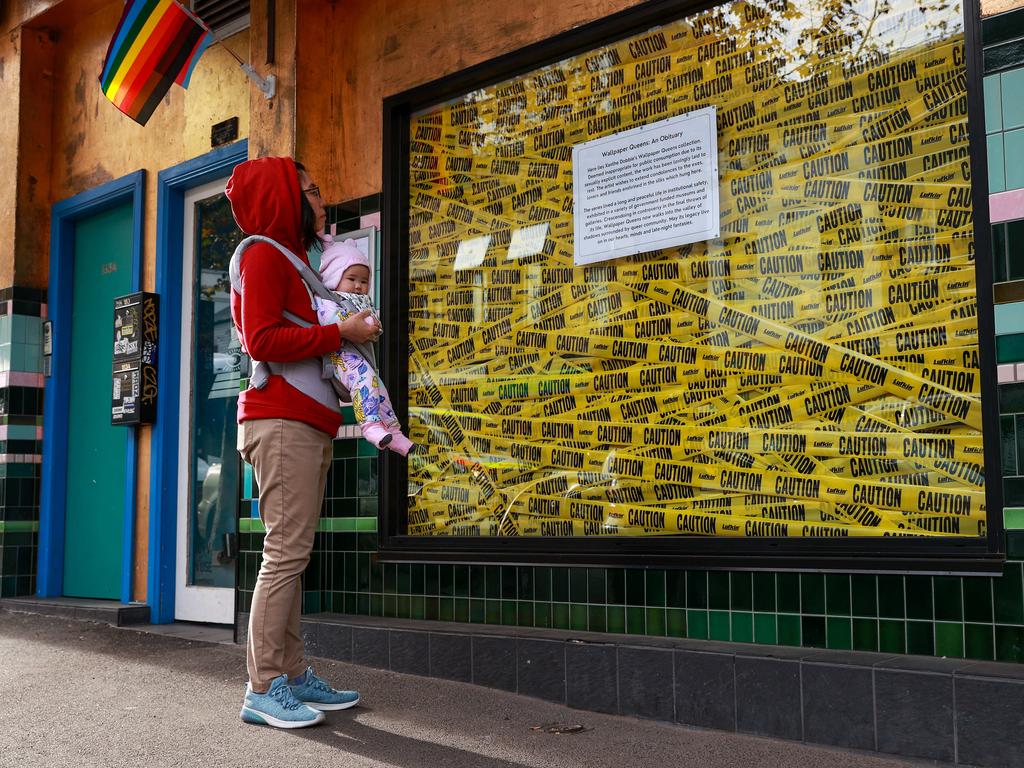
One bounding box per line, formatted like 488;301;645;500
320;237;371;291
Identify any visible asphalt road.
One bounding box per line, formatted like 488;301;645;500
0;609;929;768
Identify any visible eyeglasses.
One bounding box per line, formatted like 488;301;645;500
302;184;321;199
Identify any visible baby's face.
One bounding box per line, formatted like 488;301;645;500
339;265;370;295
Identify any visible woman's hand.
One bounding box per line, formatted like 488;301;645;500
336;310;381;344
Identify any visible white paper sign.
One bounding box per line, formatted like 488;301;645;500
572;107;720;266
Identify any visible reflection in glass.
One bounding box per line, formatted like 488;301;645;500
189;193;243;587
404;0;984;539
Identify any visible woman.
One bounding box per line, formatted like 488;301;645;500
226;157;378;729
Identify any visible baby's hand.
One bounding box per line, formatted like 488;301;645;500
338;310;380;344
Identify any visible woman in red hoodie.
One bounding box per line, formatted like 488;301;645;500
226;157;376;728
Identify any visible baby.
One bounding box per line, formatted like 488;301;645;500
314;238;413;455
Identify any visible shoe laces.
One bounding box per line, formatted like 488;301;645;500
270;683;305;711
305;673;335;694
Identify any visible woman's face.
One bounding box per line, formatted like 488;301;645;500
298;169;326;233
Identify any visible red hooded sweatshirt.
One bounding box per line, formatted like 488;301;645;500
225;157;343;435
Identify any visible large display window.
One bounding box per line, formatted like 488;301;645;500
380;0;1003;569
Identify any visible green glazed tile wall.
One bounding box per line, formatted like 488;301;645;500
0;289;47;597
237;441;1024;663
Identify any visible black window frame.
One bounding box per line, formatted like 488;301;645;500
379;0;1005;573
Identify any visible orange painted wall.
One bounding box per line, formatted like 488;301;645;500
296;0;646;202
39;0;251;600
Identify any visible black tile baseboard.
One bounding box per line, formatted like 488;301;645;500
239;612;1024;767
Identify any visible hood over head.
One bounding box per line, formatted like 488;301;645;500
225;157;304;255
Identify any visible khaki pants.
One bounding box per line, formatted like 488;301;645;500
238;418;333;692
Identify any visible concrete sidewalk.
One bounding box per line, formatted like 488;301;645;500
0;609;925;768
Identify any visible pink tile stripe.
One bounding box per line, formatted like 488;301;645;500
0;372;45;389
990;189;1024;223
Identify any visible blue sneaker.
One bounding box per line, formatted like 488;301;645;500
240;674;325;728
288;666;360;711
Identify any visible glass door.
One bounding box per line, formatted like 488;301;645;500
175;177;245;623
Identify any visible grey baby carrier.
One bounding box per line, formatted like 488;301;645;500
228;235;378;411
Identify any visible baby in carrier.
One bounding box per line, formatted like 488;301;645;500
313;238;413;456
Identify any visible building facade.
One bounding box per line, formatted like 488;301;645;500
3;0;1024;761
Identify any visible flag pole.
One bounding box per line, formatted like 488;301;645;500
210;34;277;99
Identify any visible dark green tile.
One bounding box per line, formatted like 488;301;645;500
588;568;607;604
501;600;517;625
411;564;425;594
935;622;964;657
996;625;1024;662
453;565;469;598
667;608;687;637
709;610;730;640
731;612;754;643
500;567;517;600
753;573;775;612
383;563;397;594
534;567;552;602
826;617;852;650
570;567;588;602
534;602;551;628
994;563;1024;624
963;576;992;623
905;575;934;621
485;600;500;624
965;623;995;660
397;563;411;594
518;601;534;627
627;569;645;605
777;614;801;646
801;573;825;615
470;565;485;598
589;605;606;633
607;605;626;633
607;569;625;604
708;571;730;610
852;618;878;652
686;570;708;609
754;613;777;644
1007;531;1024;560
933;576;963;622
469;598;485;623
777;573;800;613
454;598;469;623
666;570;686;608
552;568;569;603
627;606;646;634
877;575;905;618
687;609;709;639
552;603;570;629
383;595;397;618
424;565;440;595
647;607;666;636
825;574;851;615
425;597;439;621
907;621;934;655
411;595;425;620
802;615;827;647
646;570;666;606
439;597;454;622
485;566;501;599
730;572;752;611
879;619;906;653
851;574;877;617
517;568;534;601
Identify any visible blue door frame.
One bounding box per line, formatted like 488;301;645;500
40;170;145;602
149;140;248;623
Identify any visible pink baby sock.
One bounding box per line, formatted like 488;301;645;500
361;421;393;450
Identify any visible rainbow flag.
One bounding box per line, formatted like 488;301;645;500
100;0;213;125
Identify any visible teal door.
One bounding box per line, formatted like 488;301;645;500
63;204;132;598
